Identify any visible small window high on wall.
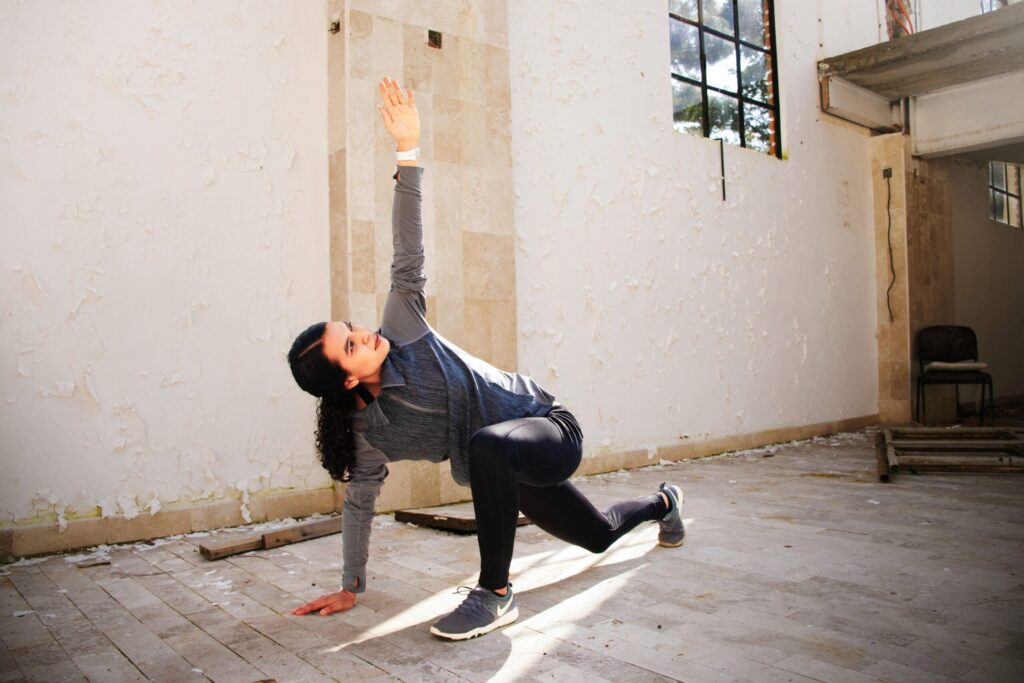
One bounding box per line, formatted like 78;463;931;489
669;0;781;157
989;162;1023;228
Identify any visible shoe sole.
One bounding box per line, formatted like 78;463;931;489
658;536;685;548
429;605;519;641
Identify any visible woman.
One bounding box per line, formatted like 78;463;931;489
288;77;685;641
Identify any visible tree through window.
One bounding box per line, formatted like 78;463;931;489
669;0;781;157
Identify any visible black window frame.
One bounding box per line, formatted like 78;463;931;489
988;161;1023;228
669;0;782;158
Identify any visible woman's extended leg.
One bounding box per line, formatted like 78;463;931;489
517;480;666;554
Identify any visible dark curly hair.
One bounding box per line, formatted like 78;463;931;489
288;322;357;482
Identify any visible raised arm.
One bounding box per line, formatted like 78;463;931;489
377;77;430;344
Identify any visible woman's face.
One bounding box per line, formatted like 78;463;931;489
321;321;390;388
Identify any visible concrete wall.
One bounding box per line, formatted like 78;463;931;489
952;161;1024;399
507;0;880;465
1;2;332;537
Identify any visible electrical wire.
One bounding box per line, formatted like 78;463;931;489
889;6;913;36
896;0;915;32
885;174;896;324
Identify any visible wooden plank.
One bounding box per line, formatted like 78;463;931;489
891;428;1024;439
898;455;1022;467
394;503;531;533
198;517;343;560
198;535;263;561
261;516;342;550
891;439;1024;449
894;463;1024;474
884;429;899;472
876;431;893;483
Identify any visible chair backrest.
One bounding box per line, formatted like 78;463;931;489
917;325;979;367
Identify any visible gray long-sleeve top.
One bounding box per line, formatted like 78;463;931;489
340;167;555;593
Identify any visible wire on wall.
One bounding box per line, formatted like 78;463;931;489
884;168;896;323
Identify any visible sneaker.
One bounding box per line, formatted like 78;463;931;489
658;483;685;547
430;584;519;640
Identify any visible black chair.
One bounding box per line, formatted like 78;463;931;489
915;325;994;425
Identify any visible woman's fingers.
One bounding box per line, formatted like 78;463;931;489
292;598;323;614
378;77;414;111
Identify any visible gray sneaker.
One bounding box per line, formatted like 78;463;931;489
430;584;519;640
658;483;685;547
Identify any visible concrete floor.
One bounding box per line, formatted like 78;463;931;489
2;428;1022;682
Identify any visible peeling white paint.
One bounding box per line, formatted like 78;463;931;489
509;1;879;456
1;1;331;524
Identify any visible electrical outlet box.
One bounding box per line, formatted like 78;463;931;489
883;168;892;178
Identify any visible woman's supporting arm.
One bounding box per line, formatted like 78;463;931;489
340;451;388;593
290;450;387;617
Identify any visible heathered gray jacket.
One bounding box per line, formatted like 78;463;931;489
341;167;554;593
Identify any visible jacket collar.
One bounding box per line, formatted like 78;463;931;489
356;355;405;429
379;355;406;389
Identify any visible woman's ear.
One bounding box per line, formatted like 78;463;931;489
344;376;359;391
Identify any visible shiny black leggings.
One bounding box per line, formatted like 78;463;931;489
468;407;667;590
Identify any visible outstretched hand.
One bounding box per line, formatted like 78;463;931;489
291;590;356;616
377;77;420;151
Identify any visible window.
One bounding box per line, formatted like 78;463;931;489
989;162;1022;228
669;0;781;157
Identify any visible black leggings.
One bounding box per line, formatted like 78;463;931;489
468;406;667;590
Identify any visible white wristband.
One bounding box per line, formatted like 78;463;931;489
396;147;420;161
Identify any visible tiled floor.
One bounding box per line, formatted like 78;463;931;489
2;428;1023;682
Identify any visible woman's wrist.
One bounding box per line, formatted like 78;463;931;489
396;139;419;152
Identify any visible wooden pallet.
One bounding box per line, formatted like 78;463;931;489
394;502;531;533
876;427;1024;482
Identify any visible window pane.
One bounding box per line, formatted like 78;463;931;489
744;104;774;153
670;18;701;80
740;45;770;103
1010;197;1022;228
702;0;735;35
991;162;1006;190
669;0;698;21
708;91;740;145
993;190;1006;223
738;0;769;46
1007;163;1020;196
672;79;704;136
705;33;738;93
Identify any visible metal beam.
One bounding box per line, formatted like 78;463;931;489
910;69;1024;158
819;75;901;132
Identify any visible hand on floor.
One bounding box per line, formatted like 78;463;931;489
291;590;356;616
